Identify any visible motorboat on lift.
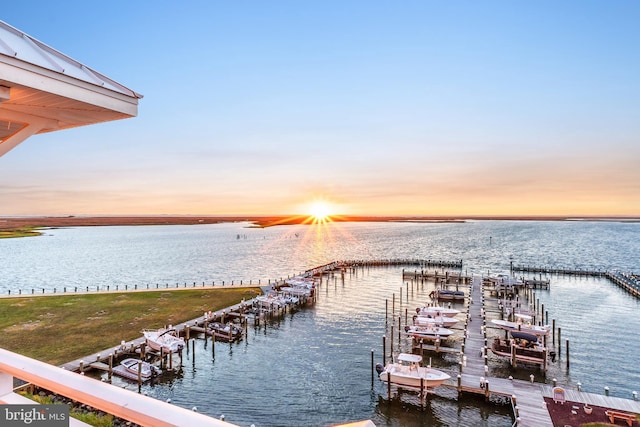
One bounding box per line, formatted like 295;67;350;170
254;293;286;308
120;358;161;380
490;330;548;364
491;318;550;336
143;328;185;352
414;315;459;328
416;305;460;318
375;353;450;389
404;324;454;340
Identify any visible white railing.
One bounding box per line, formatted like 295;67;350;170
0;348;236;427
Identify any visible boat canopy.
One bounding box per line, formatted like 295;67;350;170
510;331;538;342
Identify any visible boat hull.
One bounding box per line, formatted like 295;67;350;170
379;365;450;389
120;358;160;380
491;319;550;336
414;316;459;328
405;326;453;340
143;329;185;353
417;306;460;318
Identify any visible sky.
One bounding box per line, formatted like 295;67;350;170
1;1;639;217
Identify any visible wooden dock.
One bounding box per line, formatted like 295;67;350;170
511;265;640;298
396;274;553;424
402;269;472;284
454;276;555;426
438;275;640;425
607;271;640;297
411;340;461;355
309;258;464;278
512;265;607;277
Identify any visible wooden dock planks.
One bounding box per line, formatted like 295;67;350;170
459;276;554;426
463;277;489;377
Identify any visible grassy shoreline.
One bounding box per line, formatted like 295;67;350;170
2;215;638;239
0;227;42;238
0;288;260;366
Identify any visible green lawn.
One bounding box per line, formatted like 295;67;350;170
0;288;260;365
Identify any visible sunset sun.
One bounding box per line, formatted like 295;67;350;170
308;201;332;223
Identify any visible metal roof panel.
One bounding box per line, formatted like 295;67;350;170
0;20;142;99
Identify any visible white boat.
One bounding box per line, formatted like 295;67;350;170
281;277;316;297
376;353;450;389
487;274;524;291
491;319;550;336
405;324;454;340
143;328;185;352
416;305;460;318
255;294;286;308
414;315;459;328
120;358;161;380
279;287;308;298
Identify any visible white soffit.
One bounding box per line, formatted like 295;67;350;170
0;20;143;156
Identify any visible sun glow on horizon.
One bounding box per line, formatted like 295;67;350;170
308;201;333;223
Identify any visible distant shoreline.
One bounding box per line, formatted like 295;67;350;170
1;214;639;237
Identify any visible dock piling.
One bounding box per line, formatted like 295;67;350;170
371;350;374;387
108;354;113;382
382;335;386;366
392;293;395;317
385;299;388;324
557;327;562;354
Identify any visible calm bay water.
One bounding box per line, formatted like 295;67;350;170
1;220;639;426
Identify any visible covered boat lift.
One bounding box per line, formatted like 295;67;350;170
0;20;142;157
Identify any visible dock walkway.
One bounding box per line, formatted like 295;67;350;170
457;276;554;426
